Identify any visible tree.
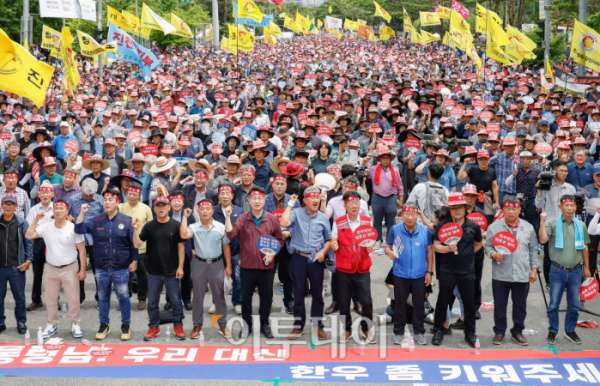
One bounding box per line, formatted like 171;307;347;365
0;0;64;44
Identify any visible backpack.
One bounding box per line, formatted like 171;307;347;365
423;182;447;219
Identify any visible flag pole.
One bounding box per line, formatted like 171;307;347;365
484;2;489;93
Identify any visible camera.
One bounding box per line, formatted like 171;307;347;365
574;192;586;215
341;164;366;185
537;170;553;191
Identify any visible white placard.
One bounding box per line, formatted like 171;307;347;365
79;0;97;22
39;0;79;19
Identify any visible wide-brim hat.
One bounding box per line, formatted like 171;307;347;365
225;133;241;147
398;128;422;143
149;156;177;173
150;129;164;140
442;192;473;210
125;154;152;166
280;161;305;176
249;140;271;156
188;159;214;174
270;157;291;174
219;155;241;169
82;157;111;171
32;142;58;162
110;170;137;187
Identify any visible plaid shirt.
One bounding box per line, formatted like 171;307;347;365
67;193;104;246
264;193;300;214
52;184;82;203
0;187;30;218
489;152;519;194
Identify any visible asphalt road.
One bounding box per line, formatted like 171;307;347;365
1;235;599;385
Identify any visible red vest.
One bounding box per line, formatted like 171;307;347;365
335;215;373;274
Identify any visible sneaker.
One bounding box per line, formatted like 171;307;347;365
121;324;131;341
71;324;83;338
95;323;110;340
564;331;582;344
378;314;392;325
144;327;160;341
42;324;58;339
235;305;242;315
174;325;186;340
138;300;147;310
208;304;216;314
393;335;404;345
546;331;557;345
415;334;427;345
424;313;434;324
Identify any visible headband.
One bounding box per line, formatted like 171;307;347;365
273;176;286;183
328;166;341;174
104;192;120;202
154;197;170;205
402;206;419;213
39;186;53;192
305;191;320;198
240;167;255;175
343;180;358;189
170;194;185;201
503;202;521;208
195;171;208;179
4;172;18;178
344;196;360;204
54;201;68;209
63;171;77;178
198;200;214;208
561;198;575;205
249;191;265;199
218;185;233;194
128;187;142;195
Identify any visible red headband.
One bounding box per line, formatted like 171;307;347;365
170;194;185;201
195;171;208;179
343;181;358;189
54;201;68;209
328;166;341;174
198;201;213;208
305;191;320;198
104;192;120;202
344;196;360;204
273;176;286;183
154;197;169;205
561;198;575;205
240;168;255;175
63;171;77;178
504;202;521;208
218;186;233;194
249;191;265;198
128;187;142;194
39;186;53;192
4;172;17;178
402;206;419;213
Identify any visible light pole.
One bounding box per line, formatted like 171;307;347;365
577;0;588;76
21;0;31;46
98;0;103;77
212;0;220;49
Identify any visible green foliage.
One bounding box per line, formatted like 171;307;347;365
587;13;600;33
0;0;64;44
521;27;566;66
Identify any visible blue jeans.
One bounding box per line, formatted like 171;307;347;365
372;194;397;242
547;265;581;334
0;266;26;325
446;286;464;322
97;268;131;325
148;274;183;328
231;254;241;306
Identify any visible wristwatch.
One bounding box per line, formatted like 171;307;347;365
427;271;434;276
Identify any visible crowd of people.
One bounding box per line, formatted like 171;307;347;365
0;33;598;348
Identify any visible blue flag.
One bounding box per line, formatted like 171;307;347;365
106;23;159;78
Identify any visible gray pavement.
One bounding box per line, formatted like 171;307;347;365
0;244;599;385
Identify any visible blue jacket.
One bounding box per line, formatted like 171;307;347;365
74;212;138;271
387;222;432;279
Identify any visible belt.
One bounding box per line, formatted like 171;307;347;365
48;261;76;269
523;196;536;201
375;193;395;198
195;256;223;264
295;251;311;257
551;261;582;272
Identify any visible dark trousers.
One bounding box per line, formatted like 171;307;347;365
291;252;324;330
492;279;530;336
338;270;372;332
372;194;397;242
135;253;148;301
147;274;183;328
276;244;294;308
523;199;540;241
332;270;359;305
165;255;192;305
543;242;551;285
0;266;26;325
475;259;484;310
587;234;600;278
31;239;46;304
79;245;98;303
434;272;476;334
241;267;274;328
393;275;426;336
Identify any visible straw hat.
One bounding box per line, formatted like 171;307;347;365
149;156;176;173
82;154;111;170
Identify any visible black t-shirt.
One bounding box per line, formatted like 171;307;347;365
466;207;487;261
139;218;183;276
433;218;482;275
467;166;497;193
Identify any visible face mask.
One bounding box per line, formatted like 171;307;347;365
201;123;211;134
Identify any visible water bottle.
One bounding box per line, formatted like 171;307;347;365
475;338;481;355
24;330;30;345
409;336;415;353
359;339;365;356
37;327;43;346
61;303;67;318
199;331;205;347
523;329;538;335
82;339;92;346
280;305;286;314
165;326;171;342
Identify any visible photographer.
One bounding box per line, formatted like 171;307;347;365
535;161;576;288
341;164;370;202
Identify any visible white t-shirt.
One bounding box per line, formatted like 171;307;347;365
36;221;85;266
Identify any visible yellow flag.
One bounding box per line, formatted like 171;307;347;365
77;30;117;57
506;25;537;51
317;19;323;29
228;24;255;52
506;37;535;63
41;25;61;58
357;19;366;26
450;10;471;35
268;21;282;37
437;6;451;19
329;6;332;13
0;28;15;71
265;33;277;46
379;33;390;41
373;1;391;23
0;37;54;107
411;28;423;46
420;12;441;27
59;27;80;91
475;4;502;34
108;6;133;29
238;0;264;23
443;31;450;46
284;16;302;34
221;36;237;55
122;11;139;33
141;3;176;35
403;8;413;33
422;30;440;44
368;33;377;42
466;40;482;73
449;10;471;50
488;18;509;47
170;13;193;38
344;19;359;31
381;25;395;36
327;28;342;39
546;57;555;82
295;12;311;30
486;44;512;66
